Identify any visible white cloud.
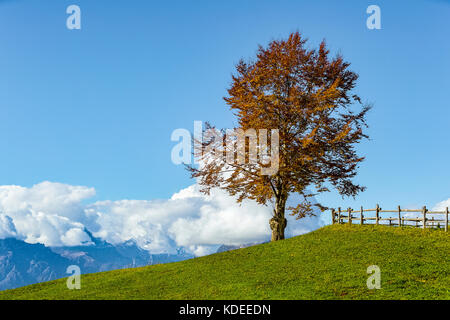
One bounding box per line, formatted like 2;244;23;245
432;199;450;211
0;214;17;239
428;199;449;223
0;182;94;247
0;181;325;256
168;185;271;247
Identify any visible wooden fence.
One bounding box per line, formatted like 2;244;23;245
331;205;449;232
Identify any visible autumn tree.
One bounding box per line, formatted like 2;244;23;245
187;32;370;241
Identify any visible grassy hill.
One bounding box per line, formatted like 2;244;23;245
0;224;448;300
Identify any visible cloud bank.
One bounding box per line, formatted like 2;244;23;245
0;181;326;256
432;199;450;211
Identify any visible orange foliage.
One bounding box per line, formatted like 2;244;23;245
187;32;370;240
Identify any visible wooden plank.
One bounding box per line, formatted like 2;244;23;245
363;217;422;222
331;209;336;225
376;204;380;225
422;206;427;229
338;207;341;224
360;206;364;225
446;207;448;232
348;208;352;225
398;205;401;227
403;218;423;222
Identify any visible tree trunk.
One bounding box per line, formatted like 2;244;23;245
270;195;287;241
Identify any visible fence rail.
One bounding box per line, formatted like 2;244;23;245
331;205;449;232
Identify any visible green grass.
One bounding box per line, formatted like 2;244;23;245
0;224;448;300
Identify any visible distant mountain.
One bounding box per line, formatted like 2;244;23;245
0;231;193;291
0;238;70;291
216;243;262;253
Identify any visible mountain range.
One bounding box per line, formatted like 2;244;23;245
0;230;193;291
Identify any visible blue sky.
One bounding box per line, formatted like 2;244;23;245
0;0;449;212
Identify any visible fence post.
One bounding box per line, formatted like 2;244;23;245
338;207;341;224
376;204;380;226
422;206;427;229
331;209;336;225
446;207;448;232
398;205;401;227
348;208;352;225
360;206;364;225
